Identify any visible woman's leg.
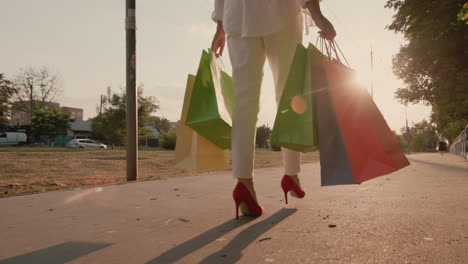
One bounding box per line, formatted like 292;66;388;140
264;15;304;178
227;34;266;215
227;34;266;180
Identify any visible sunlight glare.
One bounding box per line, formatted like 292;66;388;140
352;70;370;89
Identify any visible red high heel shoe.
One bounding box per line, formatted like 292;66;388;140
281;175;306;204
233;182;264;220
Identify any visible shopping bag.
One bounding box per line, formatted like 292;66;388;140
174;74;230;171
270;44;318;152
309;42;410;185
185;49;234;149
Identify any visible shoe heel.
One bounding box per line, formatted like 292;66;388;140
281;175;305;205
233;182;263;220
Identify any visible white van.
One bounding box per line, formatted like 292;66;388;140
0;132;28;146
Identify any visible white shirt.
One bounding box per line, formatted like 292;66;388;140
212;0;316;37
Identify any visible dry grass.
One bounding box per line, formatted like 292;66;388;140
0;146;319;197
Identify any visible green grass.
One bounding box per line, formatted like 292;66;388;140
0;147;320;197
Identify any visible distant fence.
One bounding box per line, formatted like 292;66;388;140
55;135;74;147
450;125;468;159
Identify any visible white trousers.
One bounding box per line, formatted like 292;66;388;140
227;15;303;179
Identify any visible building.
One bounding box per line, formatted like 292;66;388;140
169;121;178;131
61;106;83;121
68;120;92;138
10;101;83;125
10;111;30;126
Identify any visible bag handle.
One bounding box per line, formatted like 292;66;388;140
208;48;226;72
330;40;350;67
316;37;350;67
217;57;226;72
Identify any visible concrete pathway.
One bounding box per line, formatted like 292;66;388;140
0;153;467;264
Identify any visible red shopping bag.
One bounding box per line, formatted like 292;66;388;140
309;43;410;185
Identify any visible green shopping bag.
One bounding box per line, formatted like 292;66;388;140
186;49;234;149
270;44;318;152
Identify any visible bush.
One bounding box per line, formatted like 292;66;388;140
159;130;177;150
270;143;281;152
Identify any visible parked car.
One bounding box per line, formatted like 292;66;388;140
0;132;27;146
65;139;107;149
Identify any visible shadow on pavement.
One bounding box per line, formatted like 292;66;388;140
409;156;467;174
199;208;297;264
147;208;296;264
146;216;253;264
0;241;112;264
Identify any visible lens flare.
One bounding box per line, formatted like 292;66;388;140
291;96;307;114
63;187;104;204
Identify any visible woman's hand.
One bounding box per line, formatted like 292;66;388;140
211;21;226;57
315;16;336;41
306;0;336;41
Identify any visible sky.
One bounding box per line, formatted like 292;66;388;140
0;0;431;132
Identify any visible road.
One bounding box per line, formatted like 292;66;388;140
0;153;467;263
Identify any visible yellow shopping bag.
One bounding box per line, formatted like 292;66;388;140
174;74;230;171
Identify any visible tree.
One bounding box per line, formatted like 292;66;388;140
137;86;160;127
153;116;171;132
408;120;438;152
91;87;126;145
458;2;468;24
0;74;16;131
385;0;468;142
91;85;159;145
12;67;62;123
393;130;409;153
396;119;438;153
159;130;177;150
256;124;271;149
139;126;154;143
32;108;74;144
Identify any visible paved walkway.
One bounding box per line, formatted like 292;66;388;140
0;153;467;264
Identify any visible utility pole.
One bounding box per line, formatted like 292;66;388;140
370;45;374;98
125;0;138;181
405;105;411;154
99;94;103;116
